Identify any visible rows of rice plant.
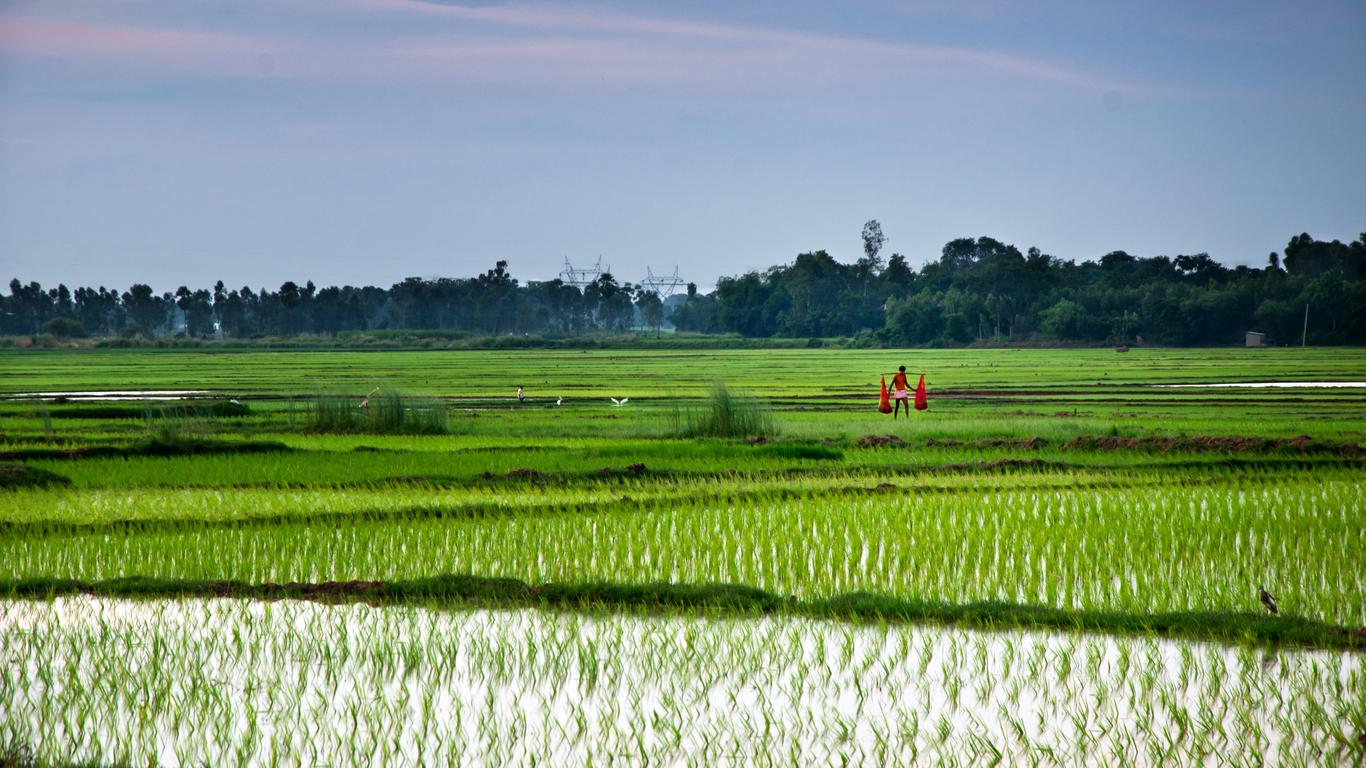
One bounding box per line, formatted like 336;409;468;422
20;438;1353;491
6;480;1361;625
6;460;1340;527
5;347;1365;398
2;597;1360;767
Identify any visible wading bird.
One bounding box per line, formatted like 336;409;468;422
556;398;563;406
1259;585;1278;615
610;397;629;407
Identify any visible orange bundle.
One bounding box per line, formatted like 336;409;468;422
914;374;928;411
878;375;892;414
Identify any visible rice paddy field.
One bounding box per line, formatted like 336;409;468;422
1;346;1364;766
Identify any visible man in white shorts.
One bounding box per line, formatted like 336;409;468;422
891;365;911;419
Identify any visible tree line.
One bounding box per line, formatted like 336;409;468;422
674;227;1366;346
4;227;1363;345
3;261;665;341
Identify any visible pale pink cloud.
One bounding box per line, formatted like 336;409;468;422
0;17;282;74
0;3;1162;94
3;18;233;58
359;0;1157;93
0;13;844;88
896;0;1018;20
380;36;810;87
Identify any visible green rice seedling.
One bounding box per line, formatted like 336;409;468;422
7;478;1358;627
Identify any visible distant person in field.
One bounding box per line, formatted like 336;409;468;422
516;385;525;404
891;366;910;419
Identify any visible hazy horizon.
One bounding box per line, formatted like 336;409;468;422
2;0;1364;293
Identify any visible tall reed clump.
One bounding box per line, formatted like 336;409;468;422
309;394;356;433
672;381;774;438
310;388;449;434
142;404;210;444
37;407;54;443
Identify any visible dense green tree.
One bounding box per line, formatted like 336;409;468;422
73;287;123;335
882;253;914;297
883;293;944;345
175;287;215;337
1039;298;1098;340
1283;233;1364;278
635;289;664;338
5;280;51;334
120;284;169;335
41;316;86;338
670;286;717;332
584;273;634;331
3;227;1362;345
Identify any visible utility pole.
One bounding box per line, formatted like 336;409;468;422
1301;303;1309;347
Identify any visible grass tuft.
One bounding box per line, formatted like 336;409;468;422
310;388;449;435
670;381;774;439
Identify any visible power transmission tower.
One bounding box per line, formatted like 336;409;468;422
559;258;607;289
639;266;687;298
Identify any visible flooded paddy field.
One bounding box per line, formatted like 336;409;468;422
1;347;1364;765
2;597;1361;767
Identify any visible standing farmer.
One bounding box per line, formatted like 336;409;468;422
891;366;911;419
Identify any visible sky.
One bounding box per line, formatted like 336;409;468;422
1;0;1364;293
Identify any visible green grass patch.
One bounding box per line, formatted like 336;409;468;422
757;443;843;461
0;464;71;490
44;400;252;420
0;436;290;461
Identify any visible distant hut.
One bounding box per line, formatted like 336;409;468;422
1245;330;1266;347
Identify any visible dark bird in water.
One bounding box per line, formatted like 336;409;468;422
1259;585;1278;615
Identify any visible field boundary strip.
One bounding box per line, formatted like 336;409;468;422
4;574;1363;652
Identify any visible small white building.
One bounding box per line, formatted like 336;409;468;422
1245;331;1266;347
